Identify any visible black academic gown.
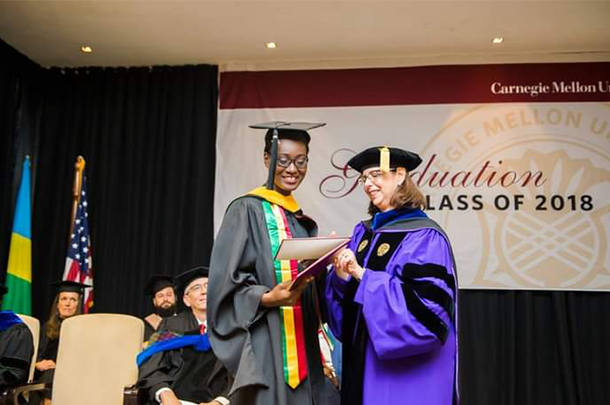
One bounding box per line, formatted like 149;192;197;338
143;314;177;342
143;318;156;342
0;315;33;390
35;324;59;388
137;311;231;404
208;195;337;405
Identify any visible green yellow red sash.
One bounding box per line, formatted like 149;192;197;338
261;199;308;389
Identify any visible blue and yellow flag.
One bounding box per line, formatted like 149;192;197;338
1;157;32;314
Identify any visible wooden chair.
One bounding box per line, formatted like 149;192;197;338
11;313;144;405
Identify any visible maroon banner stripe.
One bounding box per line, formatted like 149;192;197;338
220;62;610;109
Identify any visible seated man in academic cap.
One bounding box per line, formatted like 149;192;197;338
142;275;177;342
0;283;34;391
137;267;231;405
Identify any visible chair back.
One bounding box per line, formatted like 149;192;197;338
17;314;40;383
51;313;144;405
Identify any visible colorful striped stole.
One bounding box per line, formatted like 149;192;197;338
261;200;308;389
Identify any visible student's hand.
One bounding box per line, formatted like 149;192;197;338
159;389;181;405
261;278;313;308
35;360;56;371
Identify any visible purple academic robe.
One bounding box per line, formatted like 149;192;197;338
326;215;458;405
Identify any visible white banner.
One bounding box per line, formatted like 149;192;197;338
215;64;610;291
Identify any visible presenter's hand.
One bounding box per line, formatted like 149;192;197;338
261;278;313;307
159;389;181;405
332;248;350;280
334;249;364;280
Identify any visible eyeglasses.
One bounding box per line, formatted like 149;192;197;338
357;169;396;186
186;283;207;295
277;155;308;169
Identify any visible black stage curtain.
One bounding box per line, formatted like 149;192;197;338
459;289;610;404
30;65;218;319
0;40;41;282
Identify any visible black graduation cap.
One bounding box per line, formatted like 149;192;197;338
249;121;326;190
50;280;91;294
347;146;422;173
175;266;209;295
0;284;7;297
144;275;175;296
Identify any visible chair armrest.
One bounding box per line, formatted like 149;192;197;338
123;385;144;405
4;382;49;405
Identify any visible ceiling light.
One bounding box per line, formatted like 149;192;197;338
266;42;277;49
492;37;504;44
80;45;93;53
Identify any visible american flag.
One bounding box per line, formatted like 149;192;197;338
63;176;94;312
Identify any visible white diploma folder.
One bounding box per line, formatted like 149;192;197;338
274;236;351;261
273;236;351;291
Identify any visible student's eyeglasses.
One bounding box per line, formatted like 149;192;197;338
277;155;309;169
357;169;396;186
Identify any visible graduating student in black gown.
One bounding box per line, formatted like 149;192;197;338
208;122;339;405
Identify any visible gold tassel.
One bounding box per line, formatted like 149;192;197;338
379;147;390;173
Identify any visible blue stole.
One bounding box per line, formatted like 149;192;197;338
371;208;427;230
136;333;210;367
0;310;23;332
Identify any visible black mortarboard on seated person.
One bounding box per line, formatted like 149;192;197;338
144;275;175;296
0;284;7;297
249;121;326;191
175;266;209;296
50;280;91;294
347;146;423;173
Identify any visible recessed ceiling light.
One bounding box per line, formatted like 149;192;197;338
266;42;277;49
80;45;93;53
492;37;504;44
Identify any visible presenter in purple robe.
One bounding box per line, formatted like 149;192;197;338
326;146;458;405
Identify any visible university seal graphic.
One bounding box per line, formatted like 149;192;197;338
419;103;610;290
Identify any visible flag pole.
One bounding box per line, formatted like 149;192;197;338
69;156;86;238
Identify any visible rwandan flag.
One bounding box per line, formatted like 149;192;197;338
1;157;32;315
